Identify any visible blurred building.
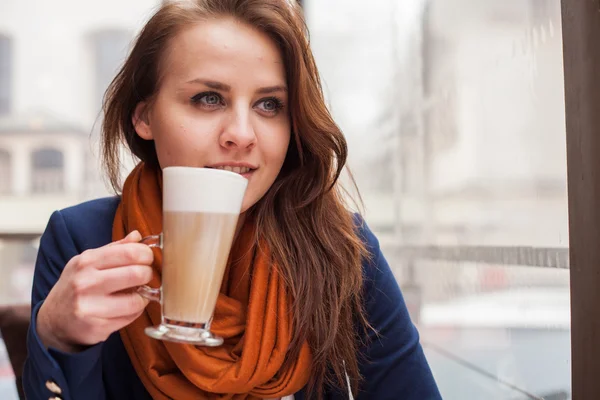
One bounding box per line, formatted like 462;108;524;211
420;0;567;248
0;0;160;304
0;112;90;236
306;2;570;396
307;0;568;295
308;0;567;245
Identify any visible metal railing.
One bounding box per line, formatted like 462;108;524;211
390;245;569;269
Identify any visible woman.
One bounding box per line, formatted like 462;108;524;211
23;1;441;399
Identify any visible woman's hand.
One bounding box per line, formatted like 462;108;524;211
36;230;154;353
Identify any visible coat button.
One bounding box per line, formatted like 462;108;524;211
45;379;62;394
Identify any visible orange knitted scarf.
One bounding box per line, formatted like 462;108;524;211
114;163;311;399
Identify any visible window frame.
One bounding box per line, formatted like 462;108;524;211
560;0;600;397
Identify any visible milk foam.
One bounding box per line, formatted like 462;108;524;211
162;167;248;213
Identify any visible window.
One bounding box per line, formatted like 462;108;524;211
0;149;10;194
90;29;131;113
0;34;12;115
31;148;64;194
308;0;570;398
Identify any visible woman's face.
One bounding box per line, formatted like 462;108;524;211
133;18;291;213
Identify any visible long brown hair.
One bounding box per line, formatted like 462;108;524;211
102;0;370;397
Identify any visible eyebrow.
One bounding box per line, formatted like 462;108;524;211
186;79;287;94
256;85;288;94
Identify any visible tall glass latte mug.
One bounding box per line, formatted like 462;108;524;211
138;166;248;346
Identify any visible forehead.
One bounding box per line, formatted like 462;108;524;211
161;18;286;87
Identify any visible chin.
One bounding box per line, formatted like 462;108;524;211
240;199;255;215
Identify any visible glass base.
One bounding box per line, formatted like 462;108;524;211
144;323;224;346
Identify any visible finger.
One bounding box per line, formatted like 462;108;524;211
103;309;147;332
106;230;141;247
82;311;147;342
97;265;154;294
79;243;154;271
82;292;149;319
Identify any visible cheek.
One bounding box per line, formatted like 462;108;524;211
262;127;291;180
152;127;191;167
151;113;217;168
269;128;292;167
278;134;291;163
241;129;291;212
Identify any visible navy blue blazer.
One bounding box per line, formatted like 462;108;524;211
23;197;442;400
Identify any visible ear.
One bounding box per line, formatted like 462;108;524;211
132;101;153;140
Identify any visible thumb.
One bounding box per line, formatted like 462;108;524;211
110;230;142;246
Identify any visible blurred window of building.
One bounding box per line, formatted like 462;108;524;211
31;148;64;194
0;34;12;116
91;29;131;112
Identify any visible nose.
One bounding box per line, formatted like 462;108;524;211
219;107;257;150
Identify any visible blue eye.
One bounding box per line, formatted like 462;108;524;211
257;97;284;114
203;94;220;105
263;99;278;111
191;92;223;107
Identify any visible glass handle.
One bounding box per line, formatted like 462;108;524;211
137;284;161;303
137;233;163;303
140;233;163;249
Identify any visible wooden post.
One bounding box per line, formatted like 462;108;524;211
561;1;600;398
